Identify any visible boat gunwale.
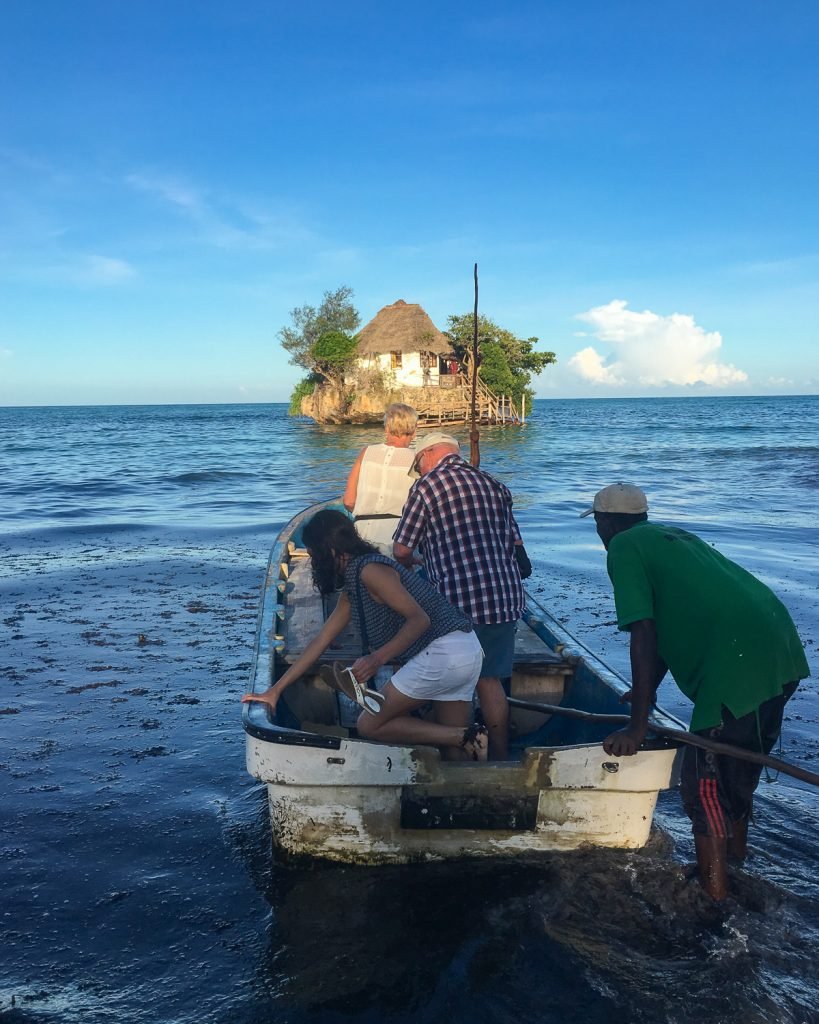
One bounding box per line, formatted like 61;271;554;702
242;499;334;746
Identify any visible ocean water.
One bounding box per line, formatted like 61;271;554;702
1;397;818;1024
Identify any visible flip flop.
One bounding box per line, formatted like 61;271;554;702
319;662;384;715
330;663;385;715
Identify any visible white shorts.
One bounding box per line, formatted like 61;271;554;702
391;630;483;703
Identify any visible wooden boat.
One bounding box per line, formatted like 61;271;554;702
243;500;684;864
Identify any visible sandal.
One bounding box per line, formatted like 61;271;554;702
319;662;385;716
461;723;489;762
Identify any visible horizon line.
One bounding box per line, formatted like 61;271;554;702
2;392;817;411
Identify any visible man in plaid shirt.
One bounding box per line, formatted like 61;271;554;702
393;432;525;759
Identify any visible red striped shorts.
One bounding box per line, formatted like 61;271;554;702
679;682;798;837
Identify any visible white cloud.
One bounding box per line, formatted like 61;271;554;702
568;346;623;385
24;254;136;287
124;171;313;251
736;252;819;276
568;300;748;389
81;255;136;284
125;173;203;215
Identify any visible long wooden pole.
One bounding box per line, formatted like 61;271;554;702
507;697;819;787
469;263;480;467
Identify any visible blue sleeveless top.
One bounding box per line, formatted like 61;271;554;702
343;553;472;662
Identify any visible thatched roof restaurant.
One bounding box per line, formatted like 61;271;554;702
356;299;453;356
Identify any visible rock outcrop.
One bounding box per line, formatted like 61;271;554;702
301;384;410;424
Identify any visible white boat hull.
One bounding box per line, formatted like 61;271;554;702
246;731;680;863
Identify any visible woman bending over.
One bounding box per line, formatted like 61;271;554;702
242;509;487;760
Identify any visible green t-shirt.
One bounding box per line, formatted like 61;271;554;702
606;521;809;731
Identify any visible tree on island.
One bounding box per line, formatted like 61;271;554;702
445;313;556;411
280;286;362;415
309;330;360;391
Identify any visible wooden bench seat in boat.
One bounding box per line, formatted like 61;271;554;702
509;617;571;735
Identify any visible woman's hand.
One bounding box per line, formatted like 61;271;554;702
350;653;383;686
243;596;351;715
241;688;280;714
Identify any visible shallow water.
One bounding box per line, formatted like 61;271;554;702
1;398;818;1023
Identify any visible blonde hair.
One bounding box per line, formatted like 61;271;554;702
384;403;418;438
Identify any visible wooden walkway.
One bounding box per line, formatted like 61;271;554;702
415;375;522;426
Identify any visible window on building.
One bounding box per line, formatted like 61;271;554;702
390;351;403;369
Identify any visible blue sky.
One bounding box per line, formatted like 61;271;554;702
2;0;818;405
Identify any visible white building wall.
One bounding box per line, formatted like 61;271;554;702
357;352;441;389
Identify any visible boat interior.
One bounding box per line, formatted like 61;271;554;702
269;543;629;755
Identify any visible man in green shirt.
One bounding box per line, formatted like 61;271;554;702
582;483;809;900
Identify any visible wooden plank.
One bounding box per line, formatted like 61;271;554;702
282;560;362;665
282;559;324;662
513;618;565;666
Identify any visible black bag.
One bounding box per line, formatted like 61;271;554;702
514;544;532;579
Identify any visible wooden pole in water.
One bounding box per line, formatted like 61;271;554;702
469;263;480;467
507;697;819;788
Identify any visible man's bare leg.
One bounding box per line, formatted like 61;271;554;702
728;817;749;863
476;676;509;760
694;833;729;901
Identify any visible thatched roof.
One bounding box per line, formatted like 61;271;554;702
356;300;453;356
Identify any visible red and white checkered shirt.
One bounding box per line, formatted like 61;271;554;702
393;454;524;625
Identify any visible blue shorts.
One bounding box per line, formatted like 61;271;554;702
473;620;517;679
